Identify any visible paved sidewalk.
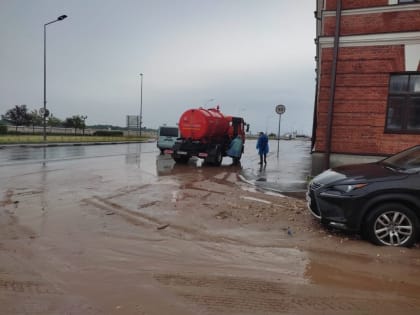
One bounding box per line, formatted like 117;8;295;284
239;139;312;197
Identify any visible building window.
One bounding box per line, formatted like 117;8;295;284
386;73;420;133
398;0;420;3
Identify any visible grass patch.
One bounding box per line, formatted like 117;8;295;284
0;135;147;144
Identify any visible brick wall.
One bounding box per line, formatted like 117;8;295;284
326;0;388;11
324;11;420;36
315;45;420;155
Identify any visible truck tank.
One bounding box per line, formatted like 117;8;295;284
178;107;230;141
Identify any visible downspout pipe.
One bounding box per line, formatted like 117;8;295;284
325;0;342;170
311;0;322;153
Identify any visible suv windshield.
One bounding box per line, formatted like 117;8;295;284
160;127;178;137
381;146;420;172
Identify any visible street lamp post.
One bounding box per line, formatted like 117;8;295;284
139;73;143;137
81;115;88;135
43;14;67;142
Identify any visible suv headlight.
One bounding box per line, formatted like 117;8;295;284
331;183;368;193
320;183;368;197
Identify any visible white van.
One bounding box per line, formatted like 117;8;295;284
157;126;179;154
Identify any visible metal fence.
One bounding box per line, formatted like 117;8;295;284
4;125;156;137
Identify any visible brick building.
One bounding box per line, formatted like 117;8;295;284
311;0;420;175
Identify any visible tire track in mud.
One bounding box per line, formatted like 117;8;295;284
0;191;36;240
82;175;299;248
0;277;62;295
0;189;14;207
84;195;247;245
154;273;419;314
155;273;287;294
106;184;151;199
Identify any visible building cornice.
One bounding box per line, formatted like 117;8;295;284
323;3;420;17
319;31;420;48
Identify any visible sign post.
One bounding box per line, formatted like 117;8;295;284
275;104;286;158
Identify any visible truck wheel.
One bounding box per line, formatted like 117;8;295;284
232;156;241;165
213;150;223;166
364;203;419;247
205;151;222;166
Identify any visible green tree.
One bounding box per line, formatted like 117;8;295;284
29;110;43;127
72;115;83;130
63;117;75;128
64;115;87;134
0;123;7;134
47;115;63;127
4;105;31;130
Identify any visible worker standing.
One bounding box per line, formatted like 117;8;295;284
227;135;243;165
256;132;269;165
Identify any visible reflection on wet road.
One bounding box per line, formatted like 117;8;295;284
1;140;312;192
0;143;155;165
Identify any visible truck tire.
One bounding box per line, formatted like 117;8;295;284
205;146;223;166
232;155;241;165
213;149;223;166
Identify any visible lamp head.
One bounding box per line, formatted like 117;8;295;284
57;15;67;20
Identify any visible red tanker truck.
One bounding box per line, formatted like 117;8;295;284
171;106;249;165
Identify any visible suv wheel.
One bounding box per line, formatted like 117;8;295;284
365;203;419;247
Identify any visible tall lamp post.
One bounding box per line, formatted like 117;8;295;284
139;73;144;137
81;115;88;135
43;14;68;142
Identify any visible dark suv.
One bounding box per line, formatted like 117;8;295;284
307;145;420;247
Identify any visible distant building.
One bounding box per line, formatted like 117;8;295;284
311;0;420;175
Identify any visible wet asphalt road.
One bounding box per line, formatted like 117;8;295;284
0;139;312;192
2;139;420;315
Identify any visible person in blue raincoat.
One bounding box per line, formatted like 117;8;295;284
256;132;269;165
227;135;243;165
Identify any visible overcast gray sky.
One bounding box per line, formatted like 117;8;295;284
0;0;316;135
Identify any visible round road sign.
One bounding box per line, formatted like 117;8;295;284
39;108;50;117
275;104;286;115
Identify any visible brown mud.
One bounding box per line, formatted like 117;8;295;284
1;159;420;314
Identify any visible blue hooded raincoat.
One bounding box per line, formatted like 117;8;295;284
256;133;269;155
